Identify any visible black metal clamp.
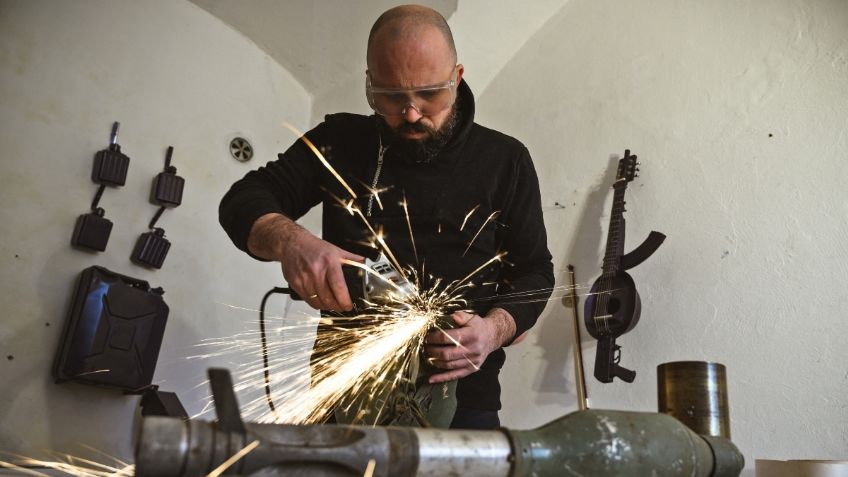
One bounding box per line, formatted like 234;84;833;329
131;146;185;269
71;122;130;251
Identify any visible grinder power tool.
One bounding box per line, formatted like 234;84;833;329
283;253;415;311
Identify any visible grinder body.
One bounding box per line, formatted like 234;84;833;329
339;254;416;311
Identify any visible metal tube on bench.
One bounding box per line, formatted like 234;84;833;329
135;410;743;477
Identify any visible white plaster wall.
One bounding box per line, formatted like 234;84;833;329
0;0;311;461
477;0;848;470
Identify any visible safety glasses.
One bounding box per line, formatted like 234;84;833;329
366;66;459;117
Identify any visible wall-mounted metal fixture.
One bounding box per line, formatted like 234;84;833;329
230;137;253;162
131;146;185;269
71;121;130;252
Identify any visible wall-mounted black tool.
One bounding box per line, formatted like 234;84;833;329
131;146;184;269
150;145;184;207
71;122;130;251
131;206;171;269
53;266;169;390
584;150;666;384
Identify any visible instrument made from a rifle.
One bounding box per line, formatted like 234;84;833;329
584;149;666;384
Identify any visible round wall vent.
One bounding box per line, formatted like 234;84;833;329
230;137;253;162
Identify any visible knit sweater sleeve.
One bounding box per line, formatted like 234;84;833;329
491;148;554;343
218;123;327;260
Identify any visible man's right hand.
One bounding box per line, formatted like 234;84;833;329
247;213;364;312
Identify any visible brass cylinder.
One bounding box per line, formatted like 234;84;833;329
657;361;730;438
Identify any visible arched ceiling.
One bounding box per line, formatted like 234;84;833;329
189;0;458;99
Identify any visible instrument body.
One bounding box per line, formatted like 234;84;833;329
585;270;642;337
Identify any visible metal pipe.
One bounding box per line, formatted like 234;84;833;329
135;410;743;477
658;361;731;438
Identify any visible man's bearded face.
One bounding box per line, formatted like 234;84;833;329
379;103;460;164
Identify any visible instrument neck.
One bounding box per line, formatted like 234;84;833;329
602;184;628;277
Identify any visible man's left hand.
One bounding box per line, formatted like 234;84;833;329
425;308;516;384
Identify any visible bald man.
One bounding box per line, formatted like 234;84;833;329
220;5;553;430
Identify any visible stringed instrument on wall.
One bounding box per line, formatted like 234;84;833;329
584;150;666;383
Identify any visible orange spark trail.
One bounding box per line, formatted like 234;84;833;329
282;122;357;199
400;194;418;264
462;210;501;256
460;204;480;231
206;440;260;477
448;252;507;296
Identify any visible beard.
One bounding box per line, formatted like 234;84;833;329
378;103;461;165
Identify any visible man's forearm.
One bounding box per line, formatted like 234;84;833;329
485;307;518;347
246;212;305;261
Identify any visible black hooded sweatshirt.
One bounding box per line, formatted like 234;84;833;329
219;80;554;410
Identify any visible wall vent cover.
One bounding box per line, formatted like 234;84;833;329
230;137;253;162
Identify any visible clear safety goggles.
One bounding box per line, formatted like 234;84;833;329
366;66;459;117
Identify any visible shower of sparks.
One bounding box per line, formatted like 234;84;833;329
282;122;357;199
191;124;586;428
449;252;506;296
358;179;390;212
0;452;134;477
462;210;501;257
205;440;260;477
195;272;470;425
400;194;418;264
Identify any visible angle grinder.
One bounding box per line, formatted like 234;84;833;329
283;253;416;311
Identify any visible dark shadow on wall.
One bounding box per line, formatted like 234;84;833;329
530;155;621;407
470;0;631;408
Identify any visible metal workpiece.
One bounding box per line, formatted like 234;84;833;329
413;428;511;477
136;417;419;477
507;410;744;477
135;410;744;477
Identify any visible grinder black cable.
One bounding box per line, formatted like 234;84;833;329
259;287;295;419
